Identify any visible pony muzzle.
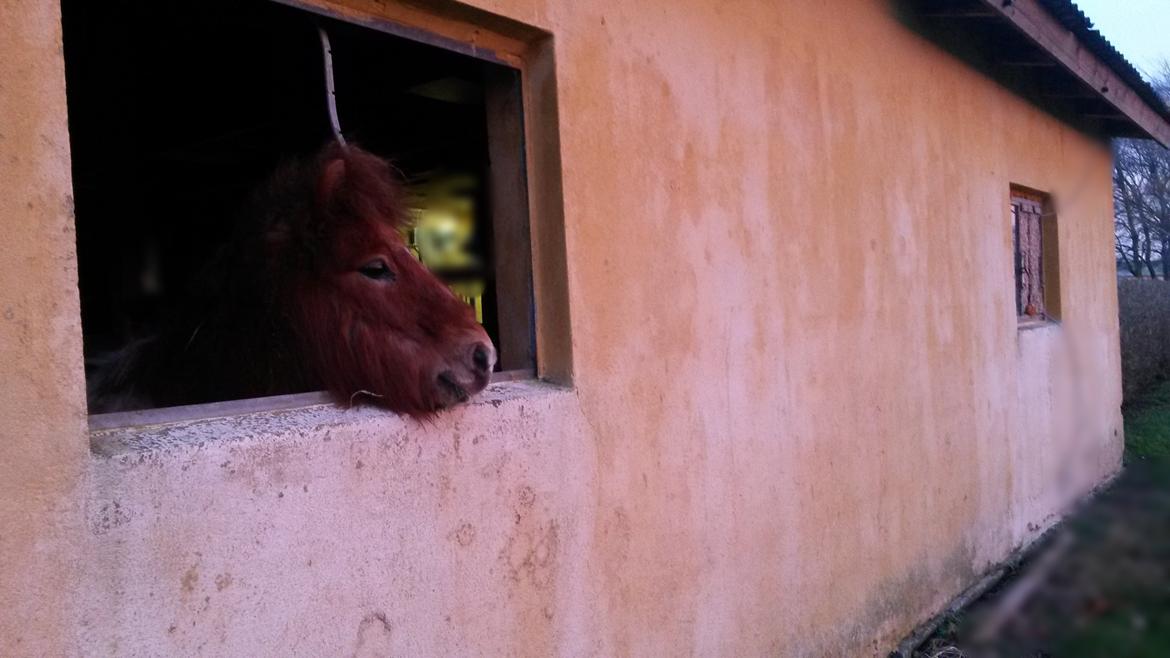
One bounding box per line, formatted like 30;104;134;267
434;340;496;408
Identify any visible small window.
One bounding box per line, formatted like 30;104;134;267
62;0;551;417
1010;187;1060;323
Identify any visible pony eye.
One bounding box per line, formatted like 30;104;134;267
358;259;396;281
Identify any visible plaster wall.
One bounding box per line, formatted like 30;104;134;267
0;0;1123;655
0;0;89;655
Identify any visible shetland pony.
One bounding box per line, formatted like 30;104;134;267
88;142;496;417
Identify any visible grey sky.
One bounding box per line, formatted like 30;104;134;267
1075;0;1169;78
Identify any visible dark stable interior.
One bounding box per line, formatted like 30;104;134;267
62;0;514;403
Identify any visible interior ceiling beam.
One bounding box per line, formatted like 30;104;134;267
921;10;998;18
974;0;1170;145
1000;60;1058;67
1041;91;1098;99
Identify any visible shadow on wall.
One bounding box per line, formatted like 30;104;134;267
1118;279;1170;401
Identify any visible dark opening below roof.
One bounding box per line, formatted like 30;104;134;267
900;0;1170;146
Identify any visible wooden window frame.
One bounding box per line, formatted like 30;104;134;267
1011;185;1060;327
83;0;572;431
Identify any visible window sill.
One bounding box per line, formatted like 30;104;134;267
89;375;568;459
1017;317;1059;331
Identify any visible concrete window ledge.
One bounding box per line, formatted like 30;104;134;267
1017;318;1060;332
89;380;572;460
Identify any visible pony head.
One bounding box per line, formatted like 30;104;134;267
262;142;496;417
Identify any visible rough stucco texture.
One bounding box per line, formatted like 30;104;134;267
0;0;1124;655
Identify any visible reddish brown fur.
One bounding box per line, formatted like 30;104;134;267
89;142;495;417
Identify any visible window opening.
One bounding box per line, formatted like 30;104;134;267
62;0;536;413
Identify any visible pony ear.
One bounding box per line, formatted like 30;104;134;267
317;157;348;206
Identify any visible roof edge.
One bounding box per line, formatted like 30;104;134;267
978;0;1170;146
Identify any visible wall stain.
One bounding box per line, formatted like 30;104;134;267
449;522;476;547
180;565;199;595
501;521;559;589
479;452;510;479
518;485;536;508
89;499;132;535
352;612;393;658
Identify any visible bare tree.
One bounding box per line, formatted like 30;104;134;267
1115;143;1153;277
1115;64;1170;278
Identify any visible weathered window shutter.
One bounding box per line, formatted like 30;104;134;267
1012;195;1045;318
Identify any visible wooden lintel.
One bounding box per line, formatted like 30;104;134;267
976;0;1170;145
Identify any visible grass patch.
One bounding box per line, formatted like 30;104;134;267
1124;380;1170;461
1057;603;1170;658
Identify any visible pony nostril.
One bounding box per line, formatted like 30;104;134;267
472;345;491;373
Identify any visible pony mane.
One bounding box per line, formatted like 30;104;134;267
235;142;409;284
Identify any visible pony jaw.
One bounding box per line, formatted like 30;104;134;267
436;371;471;406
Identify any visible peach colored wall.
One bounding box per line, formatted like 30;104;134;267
0;0;89;654
0;0;1124;655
